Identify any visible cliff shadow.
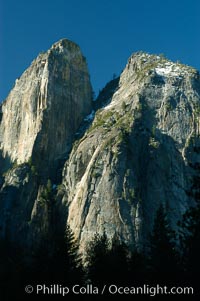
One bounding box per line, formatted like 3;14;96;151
93;76;120;111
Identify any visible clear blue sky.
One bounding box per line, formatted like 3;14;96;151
0;0;199;101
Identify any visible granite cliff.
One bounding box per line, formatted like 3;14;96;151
0;39;92;175
0;42;200;252
62;52;200;251
0;39;92;244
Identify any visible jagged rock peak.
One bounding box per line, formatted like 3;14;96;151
50;38;80;52
120;51;199;85
0;38;92;171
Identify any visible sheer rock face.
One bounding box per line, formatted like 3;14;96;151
62;53;200;251
0;39;92;244
0;39;92;173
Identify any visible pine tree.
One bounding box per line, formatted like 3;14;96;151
149;204;179;284
85;233;130;285
85;232;109;286
62;225;84;284
179;157;200;290
0;239;27;298
179;203;200;289
31;225;83;285
128;250;148;285
106;236;129;285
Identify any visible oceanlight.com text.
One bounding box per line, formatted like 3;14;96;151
25;283;194;296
